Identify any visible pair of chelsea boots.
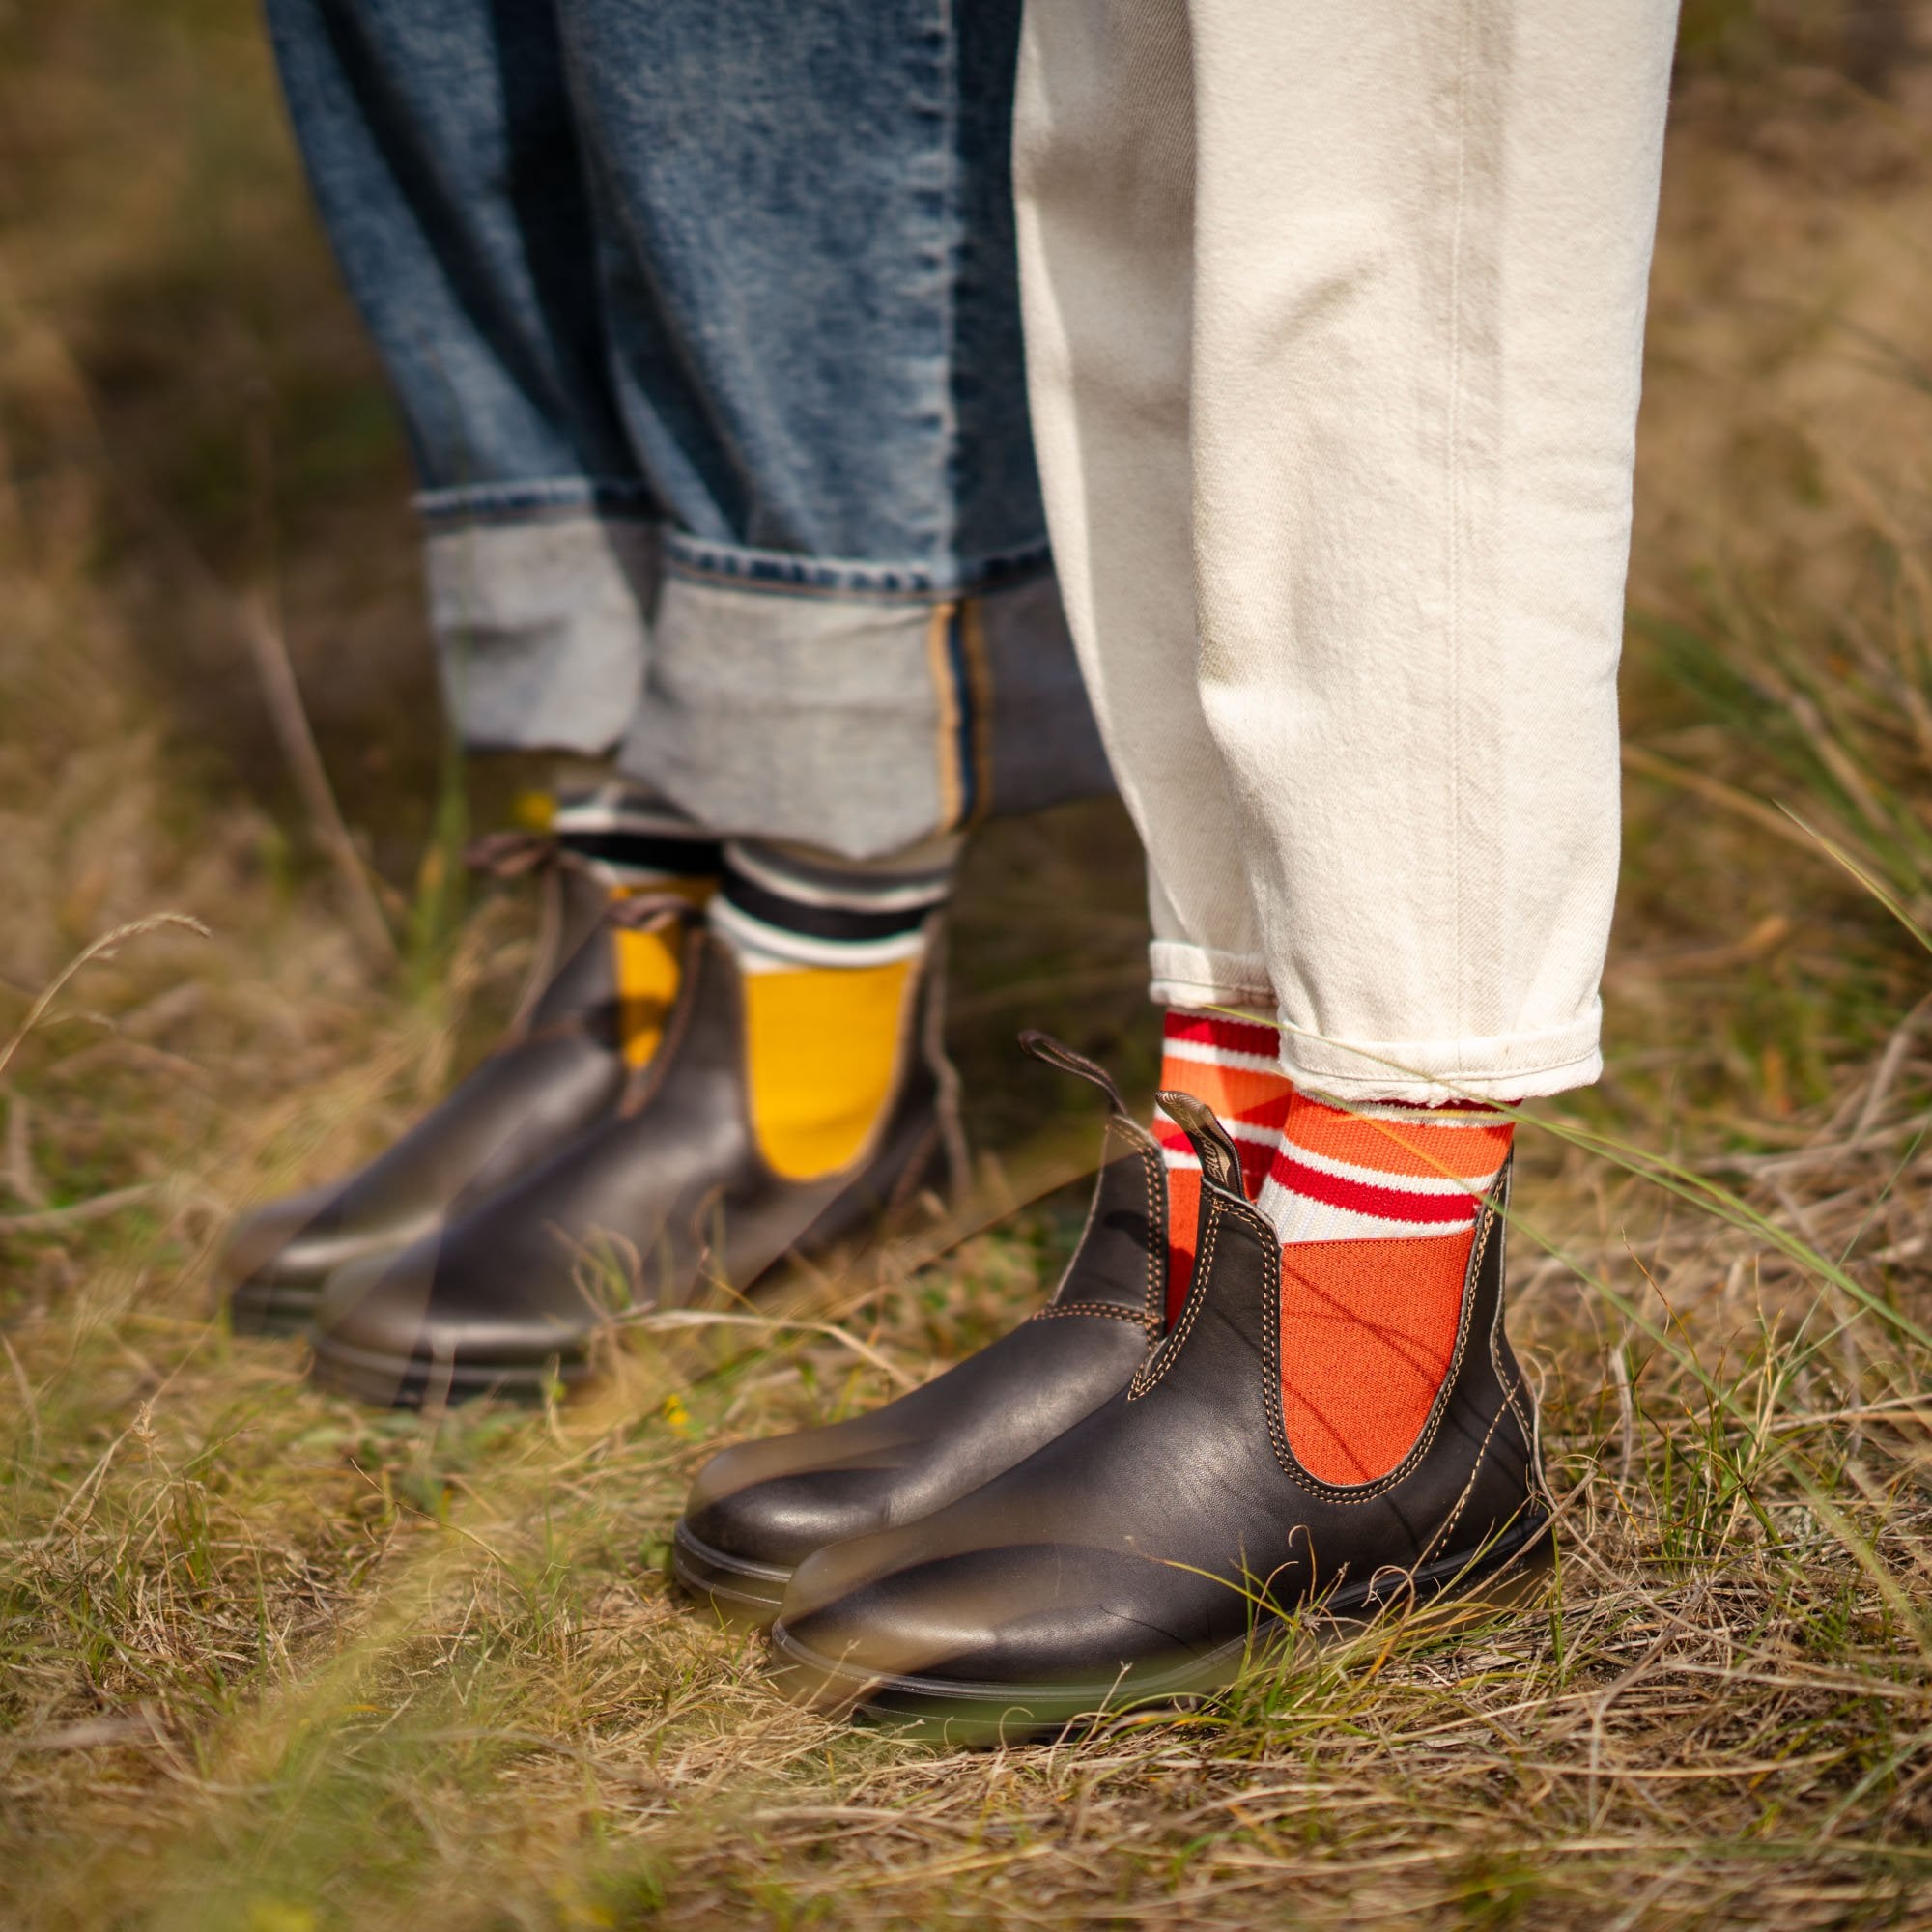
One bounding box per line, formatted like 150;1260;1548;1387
222;853;952;1407
676;1043;1552;1742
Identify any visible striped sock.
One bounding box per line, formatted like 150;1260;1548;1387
1257;1094;1515;1486
550;784;721;1069
712;835;958;1181
551;782;723;895
1152;1009;1295;1323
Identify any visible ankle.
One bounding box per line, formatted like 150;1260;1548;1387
1259;1093;1517;1486
552;781;722;896
1259;1094;1514;1245
1151;1006;1294;1321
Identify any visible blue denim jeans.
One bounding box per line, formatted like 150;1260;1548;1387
266;0;1111;857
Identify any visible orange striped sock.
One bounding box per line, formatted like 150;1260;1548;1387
1257;1094;1515;1485
1151;1009;1294;1324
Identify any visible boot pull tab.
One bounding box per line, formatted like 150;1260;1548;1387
1019;1031;1129;1117
465;829;558;879
607;891;700;934
1155;1089;1244;1200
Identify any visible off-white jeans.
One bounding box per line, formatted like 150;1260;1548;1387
1015;0;1679;1102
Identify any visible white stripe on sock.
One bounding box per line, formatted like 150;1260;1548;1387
724;841;952;916
1276;1143;1502;1198
711;896;931;972
1158;1037;1286;1077
1256;1172;1481;1244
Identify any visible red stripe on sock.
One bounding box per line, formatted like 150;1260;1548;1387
1161;1012;1283;1060
1155;1005;1294;1326
1235;1142;1272;1199
1268;1156;1481;1226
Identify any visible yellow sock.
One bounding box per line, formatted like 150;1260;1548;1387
712;833;956;1182
740;957;918;1179
610;913;687;1070
545;782;723;1071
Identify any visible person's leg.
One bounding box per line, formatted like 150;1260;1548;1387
262;0;1124;1401
266;0;1112;845
1165;0;1675;1485
1022;0;1675;1442
1006;3;1293;1318
264;0;654;753
768;0;1678;1730
242;0;1113;1356
566;0;1116;859
1024;0;1670;1104
231;0;695;1325
1007;2;1264;1005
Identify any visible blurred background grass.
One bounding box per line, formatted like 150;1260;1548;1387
5;4;1932;1928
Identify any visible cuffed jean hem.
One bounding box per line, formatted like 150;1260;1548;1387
1276;1005;1605;1106
423;504;660;754
415;492;1115;859
624;560;1113;860
1148;942;1275;1014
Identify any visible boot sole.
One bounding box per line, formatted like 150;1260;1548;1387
305;1330;597;1409
670;1519;793;1625
227;1278;322;1339
768;1513;1554;1746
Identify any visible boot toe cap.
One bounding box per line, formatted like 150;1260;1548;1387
778;1535;1199;1704
309;1236;600;1404
311;1244;441;1363
223;1183;439;1293
221;1185;344;1287
685;1452;900;1572
684;1430;916;1577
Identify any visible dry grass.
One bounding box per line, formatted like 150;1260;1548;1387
7;5;1932;1927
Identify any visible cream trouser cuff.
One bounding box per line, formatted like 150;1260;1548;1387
1017;0;1679;1102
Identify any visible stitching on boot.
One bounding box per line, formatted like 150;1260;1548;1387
1138;1143;1165;1335
1428;1365;1525;1560
1128;1194;1226;1398
1047;1140;1165;1338
1489;1209;1538;1455
1478;1178;1549;1514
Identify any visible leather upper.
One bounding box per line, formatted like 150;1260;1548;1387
776;1106;1547;1696
223;865;627;1291
309;923;946;1378
682;1110;1167;1572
